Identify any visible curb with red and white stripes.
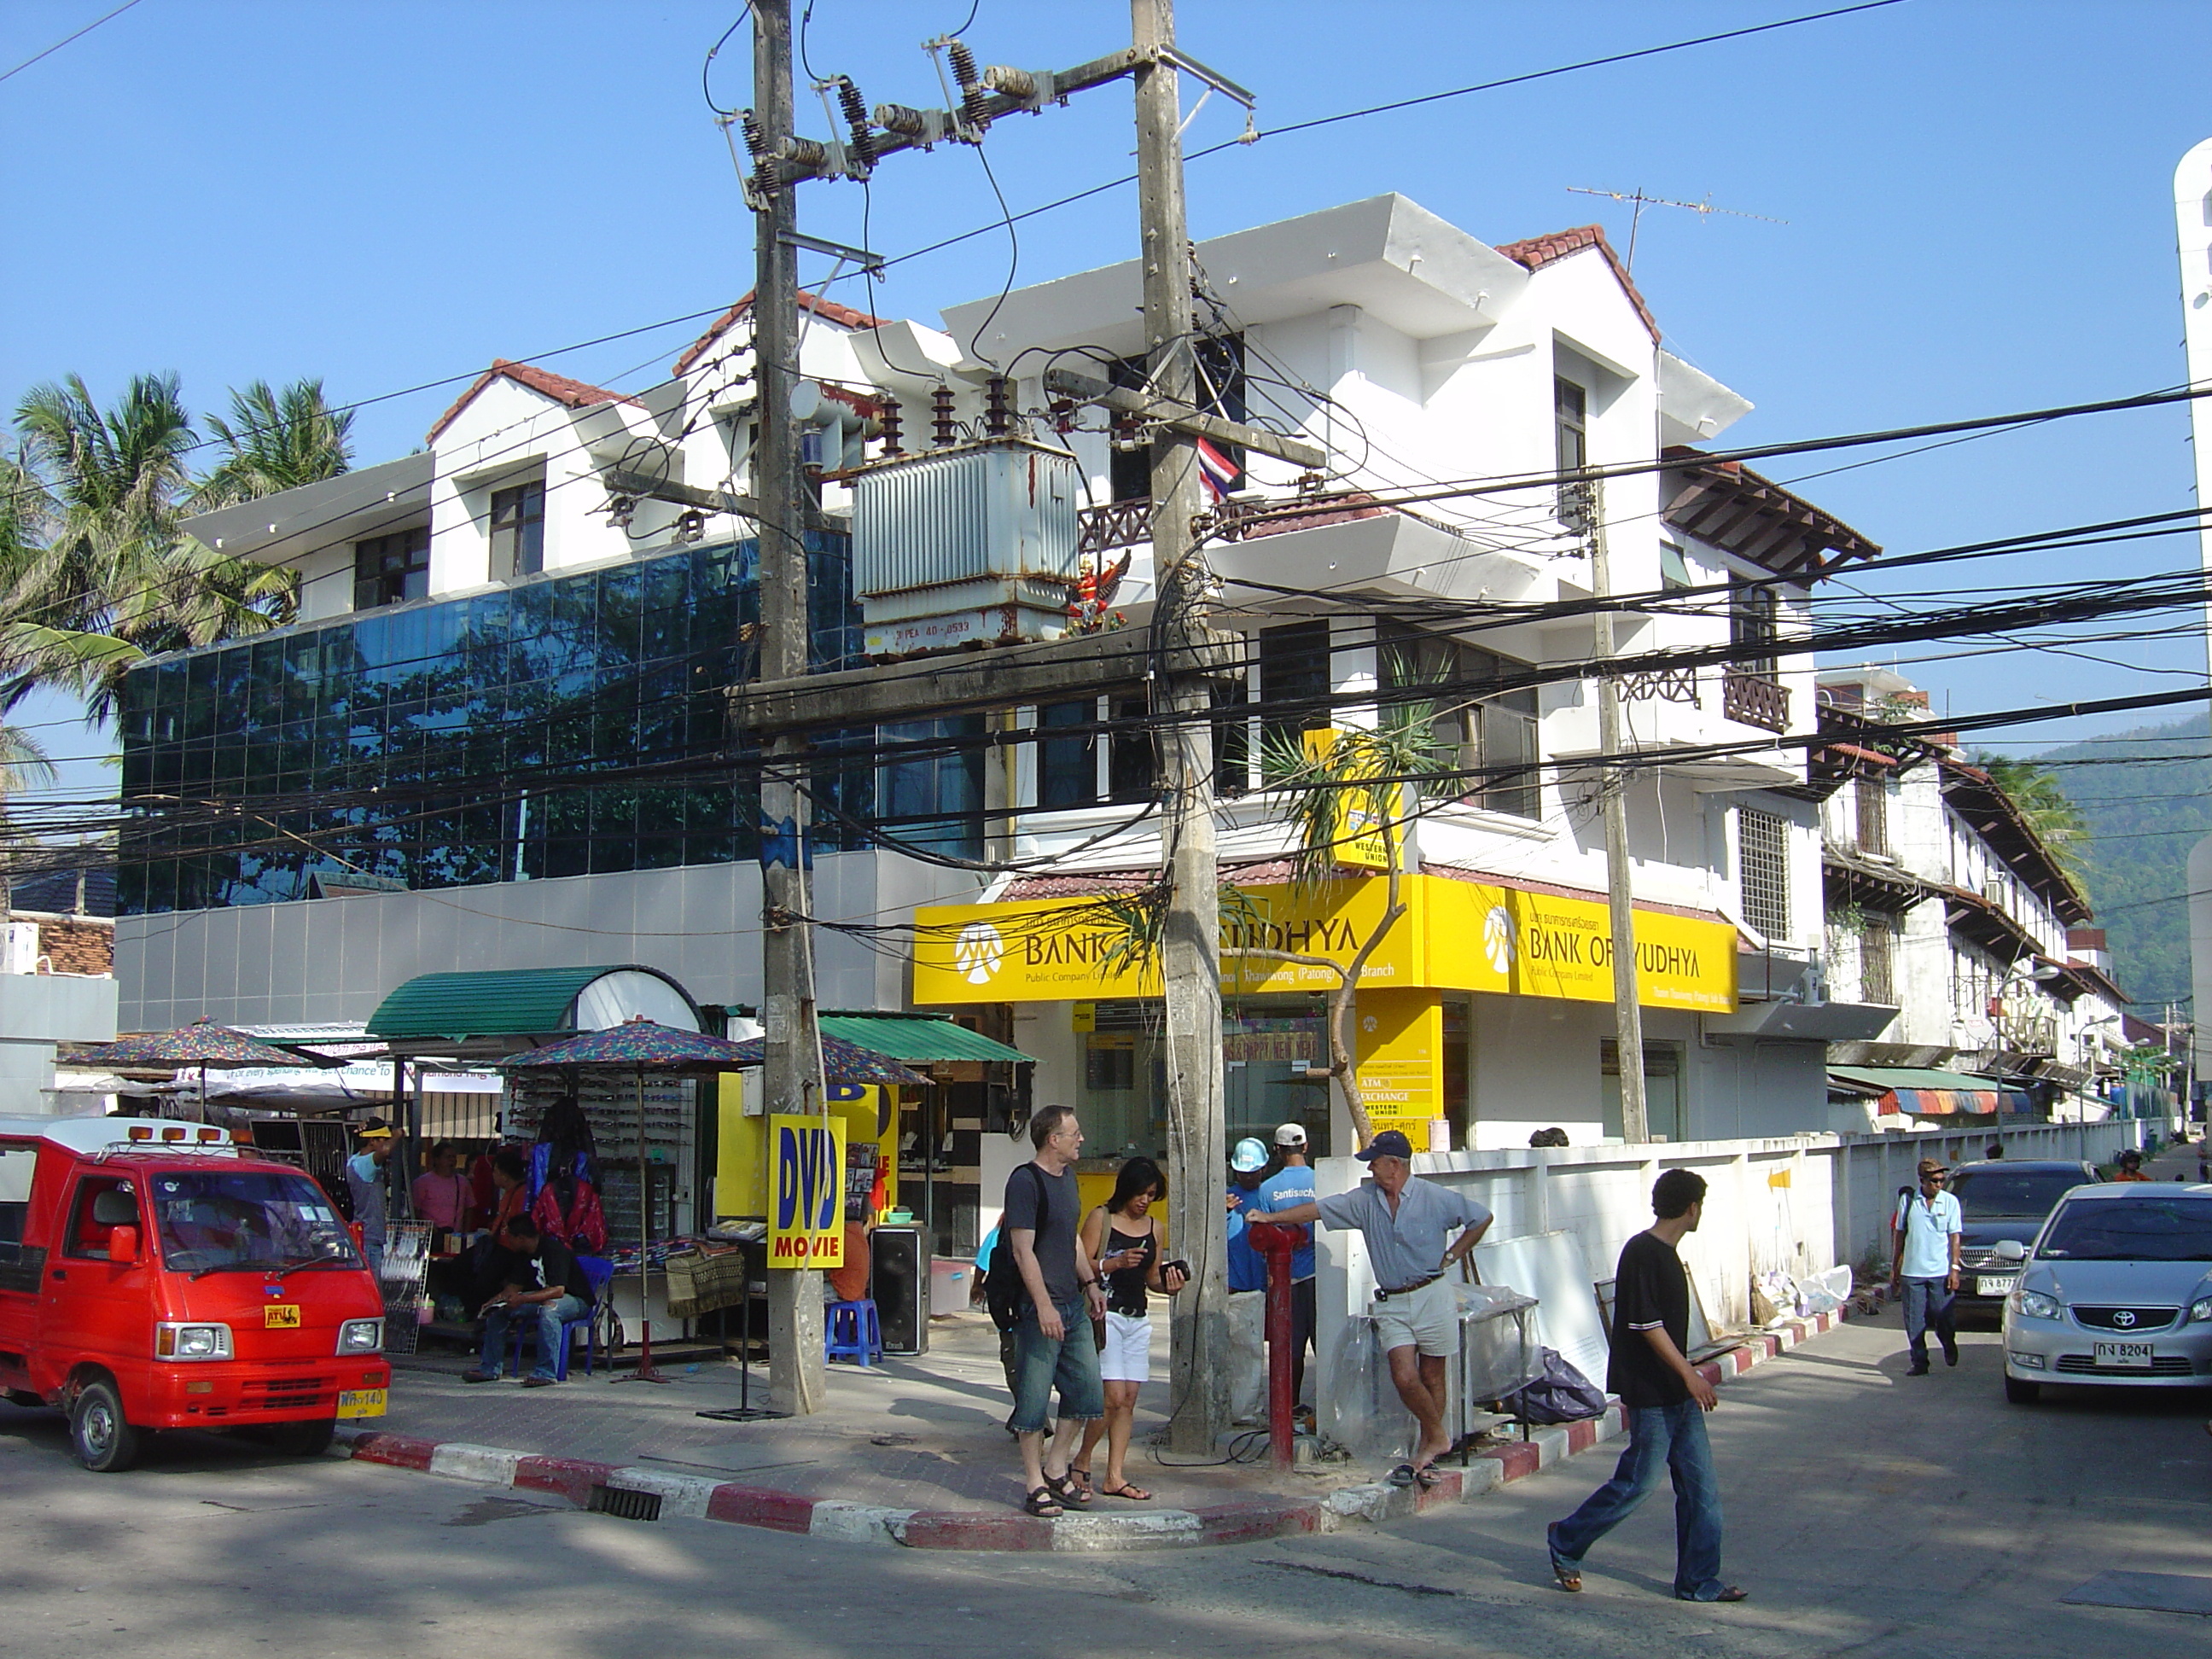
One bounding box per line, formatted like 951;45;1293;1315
337;1303;1864;1552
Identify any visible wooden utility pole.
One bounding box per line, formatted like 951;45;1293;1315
1587;480;1650;1143
752;0;829;1415
1133;0;1229;1453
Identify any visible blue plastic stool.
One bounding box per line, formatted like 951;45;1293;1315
824;1298;882;1367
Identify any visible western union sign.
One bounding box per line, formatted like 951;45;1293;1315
913;875;1735;1013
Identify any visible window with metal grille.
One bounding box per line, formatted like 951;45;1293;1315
1860;916;1895;1004
1855;777;1888;856
1738;808;1790;940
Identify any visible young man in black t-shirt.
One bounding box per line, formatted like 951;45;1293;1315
463;1213;596;1387
1545;1168;1746;1604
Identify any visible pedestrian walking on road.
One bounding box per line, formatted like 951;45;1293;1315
1071;1156;1188;1502
1247;1128;1491;1488
1891;1157;1962;1375
1000;1104;1109;1517
1547;1167;1746;1604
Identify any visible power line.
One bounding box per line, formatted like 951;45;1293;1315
0;0;143;86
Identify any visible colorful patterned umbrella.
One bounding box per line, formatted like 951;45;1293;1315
495;1018;759;1073
723;1031;931;1089
76;1019;316;1070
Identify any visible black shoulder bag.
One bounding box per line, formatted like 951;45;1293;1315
985;1166;1049;1334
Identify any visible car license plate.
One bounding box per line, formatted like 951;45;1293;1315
2093;1342;2155;1369
264;1304;300;1329
1976;1274;2018;1297
335;1388;386;1420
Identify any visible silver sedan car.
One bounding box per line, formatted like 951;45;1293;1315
1999;1182;2212;1403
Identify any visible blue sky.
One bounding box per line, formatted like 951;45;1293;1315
6;0;2212;799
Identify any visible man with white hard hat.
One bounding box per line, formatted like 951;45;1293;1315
1224;1136;1272;1424
1255;1123;1318;1414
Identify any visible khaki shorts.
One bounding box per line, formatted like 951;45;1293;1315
1371;1277;1456;1359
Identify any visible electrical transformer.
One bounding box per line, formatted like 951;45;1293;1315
851;438;1082;656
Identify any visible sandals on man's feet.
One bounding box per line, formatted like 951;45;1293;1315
1386;1462;1417;1488
1044;1470;1092;1509
1064;1464;1095;1503
1551;1559;1582;1593
1022;1485;1063;1517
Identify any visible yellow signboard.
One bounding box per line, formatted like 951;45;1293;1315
912;880;1422;1004
915;875;1735;1013
768;1114;846;1269
1354;987;1442;1149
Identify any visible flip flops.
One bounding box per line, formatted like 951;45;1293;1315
1387;1462;1418;1487
1097;1481;1153;1501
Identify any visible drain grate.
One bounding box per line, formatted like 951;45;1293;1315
586;1484;664;1522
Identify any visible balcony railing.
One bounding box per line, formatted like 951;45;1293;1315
1721;667;1790;733
1077;498;1153;556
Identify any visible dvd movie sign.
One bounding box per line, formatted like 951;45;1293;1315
769;1114;846;1269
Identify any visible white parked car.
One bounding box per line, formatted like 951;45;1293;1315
1999;1183;2212;1404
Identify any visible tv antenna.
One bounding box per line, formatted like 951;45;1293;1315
1567;186;1786;271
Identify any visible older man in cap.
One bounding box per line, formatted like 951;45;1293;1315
1249;1128;1491;1487
1890;1156;1962;1375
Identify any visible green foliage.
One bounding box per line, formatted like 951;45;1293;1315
2033;713;2212;1016
1968;750;2089;876
192;379;355;510
1;372;324;719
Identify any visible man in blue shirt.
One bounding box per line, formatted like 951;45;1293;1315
345;1119;396;1277
1255;1123;1318;1411
1225;1138;1270;1423
1890;1157;1963;1375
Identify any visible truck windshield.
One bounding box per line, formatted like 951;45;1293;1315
146;1169;361;1275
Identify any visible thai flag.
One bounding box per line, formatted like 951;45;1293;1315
1194;435;1240;500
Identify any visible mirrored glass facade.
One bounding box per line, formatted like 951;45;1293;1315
115;533;905;917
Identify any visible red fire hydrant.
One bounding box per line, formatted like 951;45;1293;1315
1248;1221;1300;1470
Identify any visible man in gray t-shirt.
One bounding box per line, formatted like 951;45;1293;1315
1250;1129;1492;1487
1002;1104;1108;1517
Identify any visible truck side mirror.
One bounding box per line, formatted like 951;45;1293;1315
1993;1238;2027;1264
106;1225;140;1266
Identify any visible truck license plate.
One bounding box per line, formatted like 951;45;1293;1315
2093;1342;2154;1369
335;1388;386;1419
263;1304;300;1329
1976;1274;2018;1297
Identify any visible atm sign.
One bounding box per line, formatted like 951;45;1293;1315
768;1114;846;1270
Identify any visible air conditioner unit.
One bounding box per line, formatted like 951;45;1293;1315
851;439;1082;656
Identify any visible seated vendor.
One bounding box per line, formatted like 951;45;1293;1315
410;1141;471;1236
463;1212;595;1388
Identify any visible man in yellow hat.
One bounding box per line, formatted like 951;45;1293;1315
346;1118;397;1276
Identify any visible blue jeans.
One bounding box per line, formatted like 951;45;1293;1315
1008;1295;1104;1434
1901;1276;1957;1363
1548;1400;1726;1600
480;1295;587;1379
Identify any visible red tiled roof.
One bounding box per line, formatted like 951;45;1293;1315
1493;224;1662;344
672;290;889;375
426;359;642;443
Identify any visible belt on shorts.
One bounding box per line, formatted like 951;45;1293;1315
1373;1272;1441;1301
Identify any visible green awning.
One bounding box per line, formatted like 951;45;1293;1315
818;1012;1033;1066
1830;1065;1999;1094
369;965;696;1042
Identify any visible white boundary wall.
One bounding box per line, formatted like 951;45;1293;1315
1310;1118;2161;1421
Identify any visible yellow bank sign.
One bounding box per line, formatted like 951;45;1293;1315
914;875;1734;1013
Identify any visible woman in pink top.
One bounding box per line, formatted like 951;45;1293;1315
410;1141;471;1231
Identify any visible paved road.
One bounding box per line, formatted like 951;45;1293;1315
2;1308;2205;1658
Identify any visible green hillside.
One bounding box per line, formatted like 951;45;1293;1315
2034;713;2212;1014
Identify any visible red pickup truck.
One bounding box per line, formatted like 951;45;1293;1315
0;1115;391;1471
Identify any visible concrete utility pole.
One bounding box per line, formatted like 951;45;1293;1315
1132;0;1229;1454
753;0;829;1416
1586;480;1650;1143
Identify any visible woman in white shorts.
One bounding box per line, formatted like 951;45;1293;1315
1072;1157;1187;1501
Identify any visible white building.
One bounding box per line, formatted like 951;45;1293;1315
1815;667;2127;1124
121;194;1904;1248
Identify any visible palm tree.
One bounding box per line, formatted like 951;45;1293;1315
191;378;355;509
0;722;57;933
1970;753;2089;878
0;374;295;719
